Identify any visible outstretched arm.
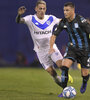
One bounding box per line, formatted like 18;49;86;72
16;6;26;23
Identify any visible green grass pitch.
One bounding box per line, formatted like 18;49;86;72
0;67;90;100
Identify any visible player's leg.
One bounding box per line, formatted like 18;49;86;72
56;60;73;84
51;47;73;84
59;45;77;90
80;68;89;93
79;52;90;94
46;66;63;87
61;58;73;88
57;58;73;97
36;52;63;87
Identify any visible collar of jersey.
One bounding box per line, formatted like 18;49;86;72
32;16;53;30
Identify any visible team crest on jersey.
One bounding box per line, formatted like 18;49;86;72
46;20;51;25
74;23;79;28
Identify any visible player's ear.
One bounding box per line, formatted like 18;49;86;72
35;6;37;12
45;7;47;12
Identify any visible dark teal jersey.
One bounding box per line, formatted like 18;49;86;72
54;14;90;51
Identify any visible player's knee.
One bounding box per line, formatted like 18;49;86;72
81;68;89;76
56;60;62;68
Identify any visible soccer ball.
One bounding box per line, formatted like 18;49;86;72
62;86;76;98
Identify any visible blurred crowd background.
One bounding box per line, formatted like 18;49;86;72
0;0;90;68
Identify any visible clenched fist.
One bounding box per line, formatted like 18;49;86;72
18;6;26;15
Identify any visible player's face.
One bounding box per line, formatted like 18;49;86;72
64;6;74;20
35;4;46;19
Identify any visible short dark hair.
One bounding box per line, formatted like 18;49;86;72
36;0;46;7
64;2;75;8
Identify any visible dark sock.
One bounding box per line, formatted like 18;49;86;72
82;74;89;86
61;66;69;89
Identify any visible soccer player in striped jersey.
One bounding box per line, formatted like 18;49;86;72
50;2;90;97
16;0;73;91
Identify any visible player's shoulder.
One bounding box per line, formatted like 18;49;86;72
23;14;34;23
76;14;85;19
23;14;33;21
76;14;87;23
24;14;32;18
45;14;55;17
60;18;67;23
45;14;58;19
56;18;67;28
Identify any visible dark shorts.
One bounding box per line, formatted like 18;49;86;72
64;45;90;69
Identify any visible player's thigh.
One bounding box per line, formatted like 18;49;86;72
36;52;54;70
51;48;63;64
63;46;76;68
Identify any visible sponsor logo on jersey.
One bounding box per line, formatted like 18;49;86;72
34;30;51;34
87;57;90;67
81;17;86;23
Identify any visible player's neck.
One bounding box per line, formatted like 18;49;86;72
36;14;44;20
68;13;75;22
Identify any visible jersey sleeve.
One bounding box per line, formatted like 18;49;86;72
53;19;64;36
52;15;60;25
79;16;90;34
23;15;32;25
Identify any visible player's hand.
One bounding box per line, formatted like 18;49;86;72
18;6;26;15
49;48;55;54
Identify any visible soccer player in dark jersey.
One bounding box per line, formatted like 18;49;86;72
49;2;90;97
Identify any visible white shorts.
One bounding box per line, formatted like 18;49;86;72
36;45;63;70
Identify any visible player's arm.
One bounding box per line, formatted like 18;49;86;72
82;20;90;34
49;20;63;54
49;35;56;54
53;19;64;36
79;16;90;34
16;6;26;23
